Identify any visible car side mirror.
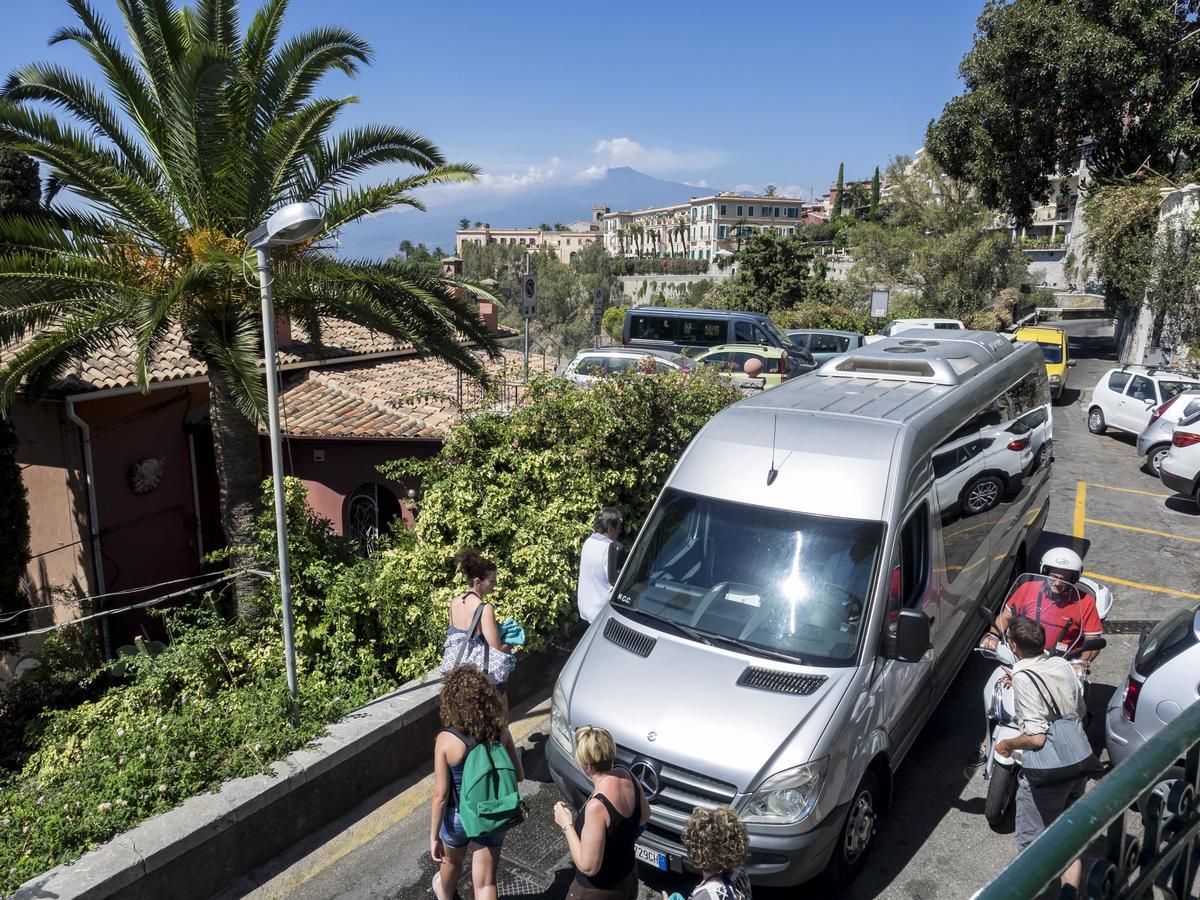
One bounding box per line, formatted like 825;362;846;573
1144;397;1156;406
889;609;932;662
1067;360;1077;367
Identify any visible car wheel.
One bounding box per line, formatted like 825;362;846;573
825;770;880;883
1037;440;1053;471
1146;444;1170;476
962;474;1004;515
1088;407;1106;434
984;763;1018;830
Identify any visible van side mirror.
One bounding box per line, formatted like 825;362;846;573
1067;359;1077;367
607;541;627;585
890;609;932;662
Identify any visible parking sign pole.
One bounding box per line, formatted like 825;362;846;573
523;254;530;377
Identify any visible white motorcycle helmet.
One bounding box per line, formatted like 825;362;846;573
1039;547;1083;583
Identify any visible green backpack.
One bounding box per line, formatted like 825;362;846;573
450;728;525;839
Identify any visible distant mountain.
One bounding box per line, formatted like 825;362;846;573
336;167;719;258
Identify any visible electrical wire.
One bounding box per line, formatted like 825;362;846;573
0;569;258;624
0;570;269;642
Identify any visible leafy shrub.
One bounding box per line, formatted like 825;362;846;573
772;303;876;334
375;370;740;680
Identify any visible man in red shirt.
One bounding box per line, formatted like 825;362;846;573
988;547;1103;668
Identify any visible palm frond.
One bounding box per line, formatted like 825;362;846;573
258;26;370;124
254;95;354;211
319;164;480;231
3;62;162;190
190;309;267;424
193;0;240;50
134;263;214;390
295;125;447;200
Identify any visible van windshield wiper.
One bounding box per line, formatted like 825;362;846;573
700;632;808;665
615;607;713;646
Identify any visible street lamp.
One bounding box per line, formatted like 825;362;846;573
248;202;324;724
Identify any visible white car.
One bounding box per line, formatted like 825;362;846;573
1160;412;1200;503
932;405;1052;516
863;318;965;345
1136;390;1200;476
562;347;687;385
1087;367;1200;436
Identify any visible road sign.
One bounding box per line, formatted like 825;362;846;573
870;289;890;318
521;275;537;318
593;287;604;308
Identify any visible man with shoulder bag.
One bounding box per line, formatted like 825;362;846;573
995;617;1102;898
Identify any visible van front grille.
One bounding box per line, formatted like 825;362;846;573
603;618;656;657
615;746;737;817
737;666;827;695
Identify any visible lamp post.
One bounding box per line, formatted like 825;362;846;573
247;202;324;725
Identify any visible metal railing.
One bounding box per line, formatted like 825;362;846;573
973;701;1200;899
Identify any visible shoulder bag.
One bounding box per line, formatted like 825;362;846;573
440;601;516;686
1018;669;1102;787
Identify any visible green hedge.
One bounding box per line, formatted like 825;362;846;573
0;369;738;894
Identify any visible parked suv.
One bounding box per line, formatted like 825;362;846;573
1137;390;1200;476
1159;412;1200;503
563;347;688;385
1087;367;1200;436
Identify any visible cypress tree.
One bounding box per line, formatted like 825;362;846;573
833;162;845;217
869;166;881;220
0;149;36;621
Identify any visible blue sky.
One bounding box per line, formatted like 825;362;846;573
2;0;982;206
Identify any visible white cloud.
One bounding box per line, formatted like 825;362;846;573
683;179;710;188
592;137;722;174
574;164;608;182
731;182;809;200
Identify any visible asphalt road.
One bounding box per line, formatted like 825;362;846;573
220;318;1200;900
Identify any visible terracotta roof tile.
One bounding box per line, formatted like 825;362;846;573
273;349;554;440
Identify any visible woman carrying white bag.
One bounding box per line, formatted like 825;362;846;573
441;549;524;719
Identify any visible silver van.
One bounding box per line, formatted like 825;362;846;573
547;331;1051;886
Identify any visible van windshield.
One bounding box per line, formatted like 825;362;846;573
762;319;797;350
1038;342;1063;364
612;489;884;666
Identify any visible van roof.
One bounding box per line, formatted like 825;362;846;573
1014;326;1065;343
671;331;1040;521
630;306;768;320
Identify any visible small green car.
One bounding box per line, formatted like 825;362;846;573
687;343;791;388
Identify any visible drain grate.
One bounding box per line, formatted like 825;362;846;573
1104;620;1157;634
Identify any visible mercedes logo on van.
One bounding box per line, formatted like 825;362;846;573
647;730;657;742
629;759;662;801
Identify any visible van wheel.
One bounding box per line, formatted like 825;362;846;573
984;764;1018;830
1145;444;1170;476
825;771;879;883
962;474;1004;515
1088;407;1106;434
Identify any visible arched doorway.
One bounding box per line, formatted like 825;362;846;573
345;483;401;556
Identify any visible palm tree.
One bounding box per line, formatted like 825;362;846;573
615;227;627;256
0;0;498;610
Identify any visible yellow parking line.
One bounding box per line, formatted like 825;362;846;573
1084;518;1200;545
1073;481;1087;548
1085;482;1172;499
1084;571;1200;601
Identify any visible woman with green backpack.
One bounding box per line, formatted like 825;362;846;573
431;665;526;900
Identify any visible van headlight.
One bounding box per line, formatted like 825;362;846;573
550;681;573;755
1049;374;1062;384
739;758;827;824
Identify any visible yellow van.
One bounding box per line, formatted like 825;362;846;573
1014;325;1073;399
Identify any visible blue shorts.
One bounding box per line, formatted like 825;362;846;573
440;804;504;850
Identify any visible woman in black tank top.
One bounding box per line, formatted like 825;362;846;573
554;726;650;900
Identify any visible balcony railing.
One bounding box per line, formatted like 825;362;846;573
973;700;1200;899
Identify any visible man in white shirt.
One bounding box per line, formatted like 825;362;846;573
995;616;1087;896
577;507;623;623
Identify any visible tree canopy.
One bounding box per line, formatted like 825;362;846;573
926;0;1200;223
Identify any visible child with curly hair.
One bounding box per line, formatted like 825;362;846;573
430;665;525;900
662;806;752;900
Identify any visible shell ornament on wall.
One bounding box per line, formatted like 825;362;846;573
129;457;166;494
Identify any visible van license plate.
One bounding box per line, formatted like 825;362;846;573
634;842;667;871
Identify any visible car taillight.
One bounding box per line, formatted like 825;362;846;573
1173;430;1200;448
1122;675;1142;722
1148;395;1179;427
1007;438;1030;451
779;354;788;376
